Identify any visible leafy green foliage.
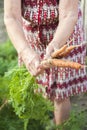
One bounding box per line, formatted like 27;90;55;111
0;104;24;130
8;67;53;123
7;66;54;130
27;119;45;130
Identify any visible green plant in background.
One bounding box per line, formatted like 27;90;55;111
0;105;24;130
0;40;17;103
56;110;87;130
0;40;17;76
0;40;24;130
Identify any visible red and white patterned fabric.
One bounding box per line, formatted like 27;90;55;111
21;0;87;100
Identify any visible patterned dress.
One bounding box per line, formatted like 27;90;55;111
21;0;87;100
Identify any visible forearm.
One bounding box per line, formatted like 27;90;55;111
4;17;30;53
52;16;77;48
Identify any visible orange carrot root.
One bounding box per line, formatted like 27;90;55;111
51;44;67;58
41;59;82;70
51;44;82;58
58;46;76;57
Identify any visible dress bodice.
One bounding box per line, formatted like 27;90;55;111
21;0;59;26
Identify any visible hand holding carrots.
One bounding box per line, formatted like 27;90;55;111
41;58;82;70
41;43;84;70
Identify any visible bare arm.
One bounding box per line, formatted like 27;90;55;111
45;0;79;58
4;0;42;76
52;0;79;48
4;0;30;53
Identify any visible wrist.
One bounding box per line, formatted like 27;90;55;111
50;40;59;51
18;45;29;54
19;45;38;63
18;45;36;57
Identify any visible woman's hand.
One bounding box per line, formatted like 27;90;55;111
19;47;43;76
44;40;59;59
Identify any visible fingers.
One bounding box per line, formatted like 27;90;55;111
40;60;53;69
24;51;53;76
44;44;54;59
35;60;40;68
27;60;44;76
44;53;51;59
27;64;37;76
35;69;44;76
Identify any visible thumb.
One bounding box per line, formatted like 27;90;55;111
45;48;53;59
44;53;51;59
35;60;40;68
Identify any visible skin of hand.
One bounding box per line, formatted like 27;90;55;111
44;45;54;59
20;47;44;76
44;40;59;59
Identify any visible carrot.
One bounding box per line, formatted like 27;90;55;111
58;45;76;57
51;44;67;58
51;39;73;58
41;59;82;70
50;59;82;69
62;45;81;57
51;44;81;58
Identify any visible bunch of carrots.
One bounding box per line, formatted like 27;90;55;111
41;41;85;70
